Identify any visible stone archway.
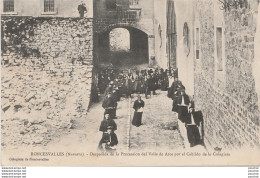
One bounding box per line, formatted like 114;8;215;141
94;26;149;67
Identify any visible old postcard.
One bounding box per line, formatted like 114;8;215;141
1;0;260;166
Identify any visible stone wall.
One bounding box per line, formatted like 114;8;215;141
93;0;155;66
193;0;260;149
1;17;93;148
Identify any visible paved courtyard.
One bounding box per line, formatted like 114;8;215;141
85;90;185;151
46;90;208;152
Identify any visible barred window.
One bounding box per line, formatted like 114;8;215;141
3;0;14;12
44;0;55;12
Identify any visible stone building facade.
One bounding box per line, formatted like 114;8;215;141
93;0;156;66
174;0;260;149
1;0;93;18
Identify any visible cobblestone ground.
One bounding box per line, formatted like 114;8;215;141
47;90;185;151
85;90;184;151
129;91;184;151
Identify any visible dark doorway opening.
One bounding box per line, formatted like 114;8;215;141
94;27;149;68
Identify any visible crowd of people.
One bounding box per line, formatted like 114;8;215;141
98;67;178;99
97;67;203;151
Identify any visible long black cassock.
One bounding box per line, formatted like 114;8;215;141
99;119;117;132
132;100;145;127
185;111;203;146
98;132;118;151
102;96;116;117
176;94;190;122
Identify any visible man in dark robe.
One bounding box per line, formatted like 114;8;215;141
78;2;87;18
110;89;118;119
134;73;142;94
150;73;157;95
98;126;118;152
145;74;153;99
177;89;190;123
102;93;116;117
99;114;117;133
132;95;145;127
185;106;203;147
168;77;180;99
125;73;134;98
104;82;114;97
169;78;185;112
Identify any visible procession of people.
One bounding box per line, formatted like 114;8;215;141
167;75;203;147
97;67;203;151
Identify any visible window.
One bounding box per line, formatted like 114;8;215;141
106;0;117;10
3;0;14;12
130;0;139;6
183;22;190;56
44;0;55;12
216;27;223;71
195;28;200;59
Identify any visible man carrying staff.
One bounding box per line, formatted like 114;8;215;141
132;95;145;127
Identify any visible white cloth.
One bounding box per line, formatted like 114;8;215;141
169;77;174;86
181;96;185;105
190;113;195;125
137;107;143;112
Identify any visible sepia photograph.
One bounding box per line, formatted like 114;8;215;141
1;0;260;166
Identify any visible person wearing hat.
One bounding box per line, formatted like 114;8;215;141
185;104;203;147
102;92;116;117
99;113;117;133
98;126;118;152
132;95;145;127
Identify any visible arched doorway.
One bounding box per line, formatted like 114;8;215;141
94;27;149;68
